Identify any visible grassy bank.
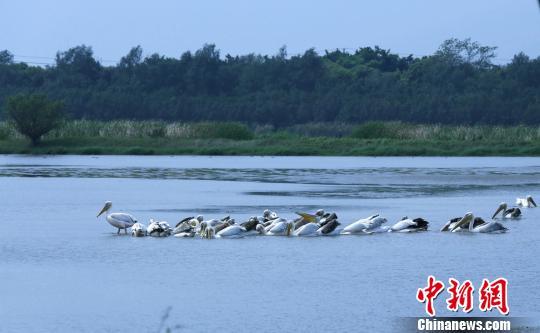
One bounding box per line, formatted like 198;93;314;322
1;121;539;156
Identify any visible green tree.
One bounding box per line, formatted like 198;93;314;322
435;38;497;69
119;45;143;69
0;50;14;65
5;94;64;145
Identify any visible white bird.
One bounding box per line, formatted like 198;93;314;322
131;222;147;237
450;213;507;233
389;217;429;233
147;219;172;237
293;222;320;236
216;224;263;238
173;215;203;235
293;209;326;230
316;218;342;236
264;218;295;236
516;195;537;208
492;202;521;219
263;209;279;222
341;214;388;234
96;201;137;234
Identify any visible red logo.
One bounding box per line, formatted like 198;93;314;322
446;278;474;313
417;276;509;316
416;275;445;316
479;278;509;315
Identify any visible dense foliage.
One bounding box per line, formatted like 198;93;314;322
5;94;64;145
1;38;539;125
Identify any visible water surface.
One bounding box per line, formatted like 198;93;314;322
1;155;539;332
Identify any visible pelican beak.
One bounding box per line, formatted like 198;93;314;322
97;205;108;218
529;197;537;207
295;212;317;222
450;214;472;232
491;205;504;219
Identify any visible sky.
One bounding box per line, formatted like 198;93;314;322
0;0;539;65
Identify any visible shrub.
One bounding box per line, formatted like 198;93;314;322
5;94;64;145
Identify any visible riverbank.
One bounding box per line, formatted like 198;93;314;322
1;121;539;156
1;136;539;156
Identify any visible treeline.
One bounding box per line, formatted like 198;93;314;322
1;38;540;125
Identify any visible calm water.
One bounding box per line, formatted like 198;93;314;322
1;155;539;333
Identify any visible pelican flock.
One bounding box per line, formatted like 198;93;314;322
95;195;535;238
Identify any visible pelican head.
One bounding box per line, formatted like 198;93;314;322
228;218;236;225
450;212;474;232
97;201;112;218
527;195;537;207
492;202;507;219
196;215;204;222
315;209;325;217
263;209;270;217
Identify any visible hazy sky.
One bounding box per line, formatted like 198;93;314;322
1;0;539;65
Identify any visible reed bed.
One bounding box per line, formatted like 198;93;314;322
0;120;253;140
1;120;540;142
350;121;540;142
1;120;540;156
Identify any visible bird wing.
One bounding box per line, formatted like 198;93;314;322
176;217;194;227
343;220;367;233
218;225;245;237
391;219;415;231
109;213;136;224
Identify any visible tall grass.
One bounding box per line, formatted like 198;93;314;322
1;120;540;143
0;120;254;140
350;121;540;142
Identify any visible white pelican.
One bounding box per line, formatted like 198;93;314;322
450;213;507;233
441;216;487;232
516;195;537;208
198;216;230;235
441;217;462;232
240;216;262;232
389;217;429;232
293;222;320;237
96;201;137;234
216;223;262;238
492;203;521;219
294;209;325;230
131;222;147;237
214;219;236;234
263;209;278;222
173;216;196;235
264;218;295;236
147;219;172;237
173;217;197;238
341;214;388;234
317;218;341;236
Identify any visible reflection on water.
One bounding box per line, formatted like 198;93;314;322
2;164;540;199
